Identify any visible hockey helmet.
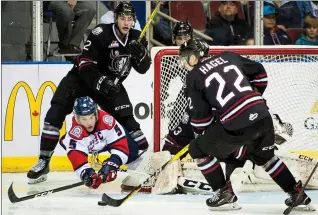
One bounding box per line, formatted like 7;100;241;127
179;39;209;60
114;1;136;22
73;96;97;116
173;21;193;38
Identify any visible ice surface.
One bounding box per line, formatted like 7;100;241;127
2;172;318;215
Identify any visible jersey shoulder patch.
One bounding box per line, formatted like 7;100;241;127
103;115;115;129
92;26;103;35
69;126;84;139
98;110;116;130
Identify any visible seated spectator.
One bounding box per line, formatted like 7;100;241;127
100;1;141;31
305;15;318;27
265;1;312;28
205;1;252;46
296;21;318;45
263;5;292;45
307;1;318;18
47;1;95;54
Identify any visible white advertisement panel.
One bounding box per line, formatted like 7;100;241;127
2;63;153;157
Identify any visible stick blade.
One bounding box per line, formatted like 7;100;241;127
283;206;292;215
101;193;124;207
8;183;19;203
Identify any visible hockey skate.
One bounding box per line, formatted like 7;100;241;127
27;156;50;184
285;181;316;212
206;182;241;211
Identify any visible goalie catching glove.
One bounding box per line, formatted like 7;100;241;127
127;40;147;63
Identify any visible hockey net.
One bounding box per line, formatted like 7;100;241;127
152;46;318;190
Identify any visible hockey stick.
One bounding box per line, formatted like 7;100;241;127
113;1;162;85
98;144;190;207
283;161;318;215
8;168;152;204
8;181;83;203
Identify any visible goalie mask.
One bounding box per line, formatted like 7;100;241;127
172;21;193;45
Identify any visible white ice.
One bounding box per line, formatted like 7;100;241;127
2;172;318;215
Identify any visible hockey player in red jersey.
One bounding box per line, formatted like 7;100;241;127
60;96;140;188
178;39;314;211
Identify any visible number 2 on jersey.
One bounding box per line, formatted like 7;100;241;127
205;65;252;107
83;40;91;51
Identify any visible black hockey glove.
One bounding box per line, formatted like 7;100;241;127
80;168;103;189
127;40;147;63
98;159;119;183
95;76;120;97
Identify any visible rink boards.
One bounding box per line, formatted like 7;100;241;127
2;55;318;172
1;63;153;172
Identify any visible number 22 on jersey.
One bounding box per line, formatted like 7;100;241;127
205;65;252;107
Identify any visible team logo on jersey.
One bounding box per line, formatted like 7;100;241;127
108;40;119;48
92;27;103;35
103;115;114;127
70;126;82;138
108;50;131;76
249;113;258;121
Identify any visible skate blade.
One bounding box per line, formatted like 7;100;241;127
28;175;47;184
208;202;241;211
293;203;316;212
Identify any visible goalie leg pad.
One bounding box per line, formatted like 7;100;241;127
152;158;182;194
121;151;182;194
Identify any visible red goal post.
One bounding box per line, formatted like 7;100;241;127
152;46;318;158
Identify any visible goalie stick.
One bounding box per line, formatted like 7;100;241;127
98;144;190;207
283;161;318;215
8;181;83;203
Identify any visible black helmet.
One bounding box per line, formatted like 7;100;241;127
179;39;209;59
114;1;136;22
173;21;193;38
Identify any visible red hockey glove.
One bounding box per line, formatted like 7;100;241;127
80;168;103;189
98;159;119;183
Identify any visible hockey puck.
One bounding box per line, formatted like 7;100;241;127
98;201;108;206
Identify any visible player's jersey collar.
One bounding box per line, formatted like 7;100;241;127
112;24;129;47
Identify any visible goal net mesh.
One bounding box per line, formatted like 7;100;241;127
154;47;318;188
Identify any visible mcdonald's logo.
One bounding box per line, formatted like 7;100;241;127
4;81;66;141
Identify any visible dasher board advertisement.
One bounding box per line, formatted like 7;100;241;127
1;63;154;172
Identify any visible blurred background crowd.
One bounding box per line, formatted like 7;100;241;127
2;1;318;62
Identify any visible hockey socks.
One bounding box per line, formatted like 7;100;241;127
196;156;226;190
40;123;60;151
263;156;296;192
